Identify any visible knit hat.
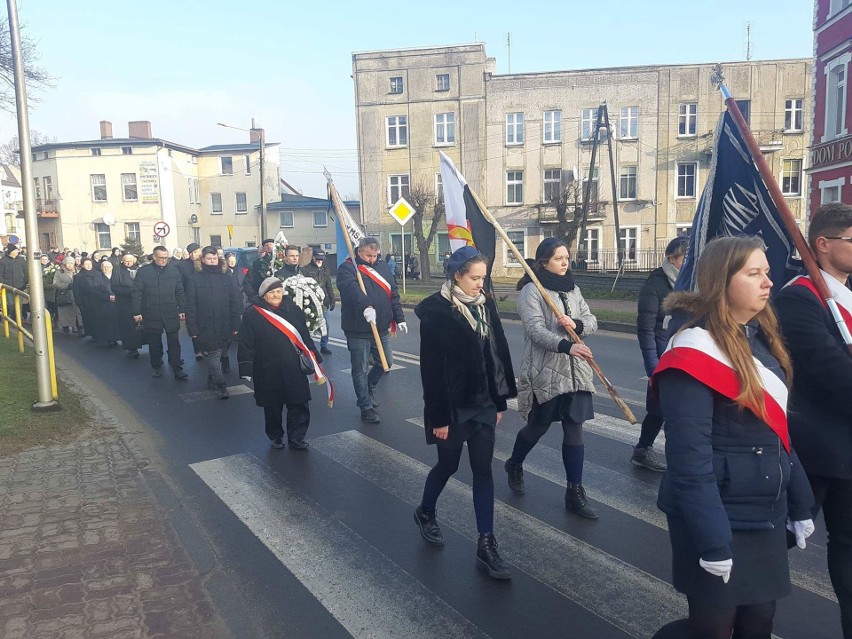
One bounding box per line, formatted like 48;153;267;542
4;243;18;255
665;236;689;257
185;243;201;254
258;277;283;297
445;246;481;279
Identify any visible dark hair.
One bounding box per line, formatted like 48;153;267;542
665;237;689;258
808;202;852;253
285;245;300;254
358;237;380;250
534;237;568;268
152;245;169;254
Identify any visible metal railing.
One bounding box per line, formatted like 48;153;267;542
0;283;58;400
573;248;667;273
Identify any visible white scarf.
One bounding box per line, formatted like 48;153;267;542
440;280;489;339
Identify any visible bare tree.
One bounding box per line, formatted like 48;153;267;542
0;17;55;115
407;181;445;280
0;130;55;166
540;171;598;254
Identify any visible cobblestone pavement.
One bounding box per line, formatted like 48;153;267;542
0;434;232;639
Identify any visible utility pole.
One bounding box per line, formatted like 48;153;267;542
578;108;604;262
7;0;58;410
252;118;267;242
506;32;512;73
602;104;623;265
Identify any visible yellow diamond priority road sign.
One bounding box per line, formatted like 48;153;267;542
388;197;415;226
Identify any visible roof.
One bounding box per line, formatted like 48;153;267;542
32;137;198;155
268;194;359;210
0;165;20;187
198;143;280;153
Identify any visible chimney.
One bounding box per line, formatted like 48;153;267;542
128;121;152;139
99;120;113;140
250;128;263;144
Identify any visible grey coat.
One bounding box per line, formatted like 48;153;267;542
516;283;597;420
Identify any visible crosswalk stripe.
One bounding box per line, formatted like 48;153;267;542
190;453;490;639
312;430;688;639
178;384;253;403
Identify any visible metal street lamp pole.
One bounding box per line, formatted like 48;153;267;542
7;0;58;410
218;120;266;244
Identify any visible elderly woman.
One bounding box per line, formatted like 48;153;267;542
92;260;119;347
238;277;320;449
53;257;82;334
111;253;142;357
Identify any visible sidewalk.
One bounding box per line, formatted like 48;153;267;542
0;377;231;638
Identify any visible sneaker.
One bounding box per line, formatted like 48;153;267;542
504;460;526;494
630;446;667;472
320;346;332;355
360;408;381;423
270;437;285;449
173;368;188;381
288;439;309;450
151;367;163;378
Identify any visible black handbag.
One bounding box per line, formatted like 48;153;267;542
296;346;315;375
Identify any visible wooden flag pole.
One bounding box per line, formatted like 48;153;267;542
327;179;390;371
466;188;638;424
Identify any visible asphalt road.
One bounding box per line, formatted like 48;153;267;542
55;308;841;639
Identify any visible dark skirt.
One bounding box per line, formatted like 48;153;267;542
426;402;497;449
667;514;791;607
530;391;594;425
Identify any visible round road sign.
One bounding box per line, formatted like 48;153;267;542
153;221;170;238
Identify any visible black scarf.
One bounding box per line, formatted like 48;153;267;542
202;263;221;274
516;258;575;292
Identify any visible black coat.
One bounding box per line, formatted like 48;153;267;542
302;262;335;310
775;282;852;478
637;267;673;377
72;270;96;334
131;262;185;332
415;293;517;441
111;265;141;350
238;299;319;407
0;255;27;290
337;257;404;338
74;269;116;341
185;265;242;352
176;258;197;289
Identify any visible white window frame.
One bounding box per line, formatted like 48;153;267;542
505;113;524;145
33;177;40;200
829;0;852;17
211;192;223;214
220;156;234;175
313;210;328;228
121;173;138;202
676;162;698;198
581;108;599;141
619;166;638;200
543;168;561;202
387;173;410;205
389;76;403;94
678;103;697;137
436;73;450;91
435;172;443;204
780;158;803;196
95;223;111;250
822;53;851;142
279;211;294;228
245;154;252;175
125;222;141;242
386;115;408;148
91;174;107;202
583;227;600;262
434;112;455;146
43;176;53;200
784;98;804;132
505;229;526;266
618;226;640;261
543;110;562;144
235;192;248;214
819;177;846;203
506;170;524;205
620;106;639;139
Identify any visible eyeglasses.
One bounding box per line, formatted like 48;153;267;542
823;237;852;243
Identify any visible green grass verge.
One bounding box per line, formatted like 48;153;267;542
0;335;94;457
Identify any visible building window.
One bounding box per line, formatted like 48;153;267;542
780;159;802;196
784;99;804;132
677;163;697;198
678;103;697;136
583;167;600;204
236;192;247;213
819;177;846;203
619;226;639;260
313;210;328;227
583;228;600;262
91;174;107;202
620;106;639;139
435;172;443;204
33;177;40;200
211;192;223;214
387;174;410;205
676;225;692;238
210;235;222;247
95;223;111;249
735;100;751;126
280;211;294;227
220;156;233;175
505;230;525;265
506;170;524;205
43;176;53;200
543;110;562;143
192;227;201;245
125;222;141;242
245;154;251;175
386;115;408;148
543;168;562;202
506;113;524;145
824;54;850;142
42;151;47;160
121;146;132;155
120;173;137;201
436;73;450;91
619;166;638;199
829;0;852;17
390;76;403;94
435;113;455;145
91;147;102;156
188;178;199;204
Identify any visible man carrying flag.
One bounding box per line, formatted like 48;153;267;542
775;203;852;638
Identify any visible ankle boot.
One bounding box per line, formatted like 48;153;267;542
565;482;598;519
413;506;444;546
504;459;526;494
476;533;512;580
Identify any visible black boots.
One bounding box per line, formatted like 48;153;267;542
565;482;598;519
476;533;512;580
414;506;444;545
504;459;526;494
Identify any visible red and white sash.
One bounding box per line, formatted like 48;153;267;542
348;258;397;334
255;306;334;407
787;270;852;328
654;327;790;452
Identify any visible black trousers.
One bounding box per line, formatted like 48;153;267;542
263;400;310;443
652;599;775;639
145;329;181;369
810;473;852;638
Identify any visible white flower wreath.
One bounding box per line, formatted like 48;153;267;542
281;274;327;336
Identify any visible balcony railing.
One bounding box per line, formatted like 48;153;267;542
574;248;667;272
17;199;59;218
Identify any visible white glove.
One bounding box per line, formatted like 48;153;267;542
786;518;815;549
240;376;252;382
398;322;408;334
363;307;376;324
699;558;732;584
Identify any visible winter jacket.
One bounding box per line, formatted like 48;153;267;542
775;281;852;478
185;263;242;352
131;262;185;332
655;293;814;561
337;257;404;338
302;262;335;310
53;269;76;306
0;255;27;290
637;267;674;377
516;282;597;420
415;293;517;434
176;258;197;289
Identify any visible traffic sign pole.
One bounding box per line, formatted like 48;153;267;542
401;220;406;295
